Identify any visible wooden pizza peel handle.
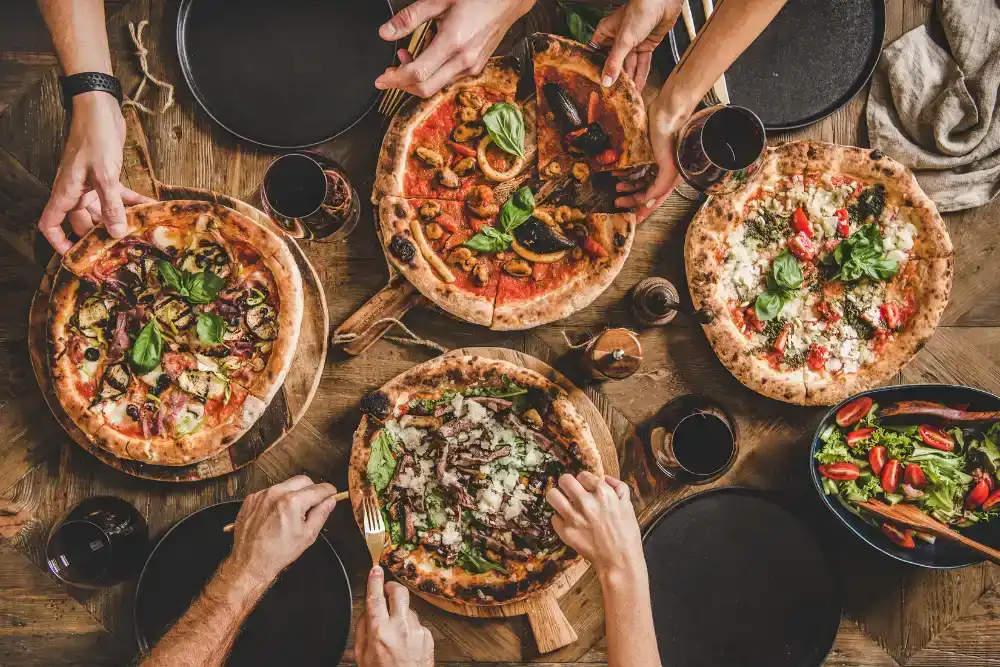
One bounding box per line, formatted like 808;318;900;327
332;275;429;355
526;590;578;653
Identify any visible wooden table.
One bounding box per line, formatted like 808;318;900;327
2;1;1000;665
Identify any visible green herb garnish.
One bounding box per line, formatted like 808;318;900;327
196;312;227;345
753;250;803;321
157;260;225;305
367;429;400;494
458;542;509;575
130;319;163;373
464;186;535;253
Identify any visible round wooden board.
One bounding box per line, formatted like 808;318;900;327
27;186;328;482
351;346;618;653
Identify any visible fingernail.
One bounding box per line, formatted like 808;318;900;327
381;22;396;37
370;565;383;577
645;198;656;209
601;75;614;88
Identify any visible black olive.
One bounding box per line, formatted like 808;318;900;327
126;405;140;420
227;316;241;327
870;149;885;160
202;346;231;357
195;255;209;268
360;390;392;420
139;293;155;304
389;235;417;263
156;373;171;391
84;347;100;362
614;231;626;249
214;253;227;266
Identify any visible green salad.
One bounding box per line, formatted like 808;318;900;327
816;396;1000;548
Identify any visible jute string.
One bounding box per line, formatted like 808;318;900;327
331;318;448;354
121;20;175;115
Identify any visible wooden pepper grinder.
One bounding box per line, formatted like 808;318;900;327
581;328;643;381
631;277;680;326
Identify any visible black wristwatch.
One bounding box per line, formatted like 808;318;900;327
59;72;124;110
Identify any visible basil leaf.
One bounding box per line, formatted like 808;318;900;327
500;186;535;234
130;319;163;373
864;257;900;281
458;542;509;574
157;260;187;296
754;291;784;321
196;312;227;345
482;102;525;158
771;250;803;290
464;226;512;253
558;1;614;44
186;270;225;304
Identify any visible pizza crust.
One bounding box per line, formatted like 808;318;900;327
348;354;603;605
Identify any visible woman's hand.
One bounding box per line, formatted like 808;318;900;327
546;472;645;579
590;0;681;92
375;0;535;98
37;92;152;254
355;567;434;667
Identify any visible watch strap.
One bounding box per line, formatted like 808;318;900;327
60;72;124;109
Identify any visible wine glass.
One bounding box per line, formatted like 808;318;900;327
674;105;766;196
648;395;738;485
260;151;360;241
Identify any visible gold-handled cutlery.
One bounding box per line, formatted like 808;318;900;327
377;21;433;118
222;489;350;533
361;492;387;566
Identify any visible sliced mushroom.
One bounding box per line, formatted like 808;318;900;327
572;162;590;182
424;222;444;240
453;156;477;177
154;295;194;329
452;122;484;143
418;201;441;220
438;167;461;189
522;408;543;429
414;147;444;168
457;91;484;109
503;258;532;277
246;304;278;341
476;136;525;182
98;362;131;402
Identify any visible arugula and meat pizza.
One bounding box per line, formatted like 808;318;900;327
48;201;303;465
685;141;953;405
349;355;603;604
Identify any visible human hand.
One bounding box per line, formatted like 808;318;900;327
37;91;152;254
374;0;535;98
355;567;434;667
546;472;645;579
590;0;681;92
226;476;340;585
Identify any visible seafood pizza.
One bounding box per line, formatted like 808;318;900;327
372;35;651;330
48;201;303;465
686;142;952;406
349;355;602;604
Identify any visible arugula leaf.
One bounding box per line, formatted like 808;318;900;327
458;542;509;574
464;226;513;253
385;510;404;546
367;429;399;494
130;319;163;373
186;270;226;304
482;102;525;158
196;311;227;345
500;186;536;234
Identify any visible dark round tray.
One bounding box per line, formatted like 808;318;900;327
665;0;886;131
177;0;395;148
134;501;352;666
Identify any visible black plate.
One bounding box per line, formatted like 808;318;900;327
810;384;1000;569
643;487;840;667
177;0;395;148
134;502;352;665
666;0;885;131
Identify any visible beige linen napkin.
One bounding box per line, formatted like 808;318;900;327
866;0;1000;212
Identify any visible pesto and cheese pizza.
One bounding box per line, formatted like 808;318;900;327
48;201;303;466
348;355;603;605
686;141;953;406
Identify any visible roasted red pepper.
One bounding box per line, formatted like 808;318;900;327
586;91;600;125
448;141;477;158
881;302;903;329
581;236;608;258
792;208;813;237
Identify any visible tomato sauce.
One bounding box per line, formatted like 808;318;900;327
495;257;586;306
230;240;262;267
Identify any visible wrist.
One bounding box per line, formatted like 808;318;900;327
219;556;276;592
652;81;699;124
596;552;648;590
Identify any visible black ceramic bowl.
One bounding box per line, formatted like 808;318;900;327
810;384;1000;569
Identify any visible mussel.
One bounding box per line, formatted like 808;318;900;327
513;217;577;254
566;123;611;157
542;83;583;129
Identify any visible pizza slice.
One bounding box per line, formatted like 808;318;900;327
532;33;653;180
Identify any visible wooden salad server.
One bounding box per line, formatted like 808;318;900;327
879;400;1000;423
856;500;1000;565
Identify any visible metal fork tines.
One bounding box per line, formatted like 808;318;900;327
361;493;387;567
377;21;432;118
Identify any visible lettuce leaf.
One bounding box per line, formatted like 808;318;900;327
367;429;400;494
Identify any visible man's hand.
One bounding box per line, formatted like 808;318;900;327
226;476;340;585
375;0;535;98
546;472;645;579
590;0;681;91
37;91;152;254
355;567;434;667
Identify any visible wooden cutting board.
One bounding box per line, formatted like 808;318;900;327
353;346;619;654
26;184;328;482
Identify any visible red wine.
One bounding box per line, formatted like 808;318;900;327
674;105;766;196
47;521;112;584
673;413;736;477
702;106;765;171
263;153;328;219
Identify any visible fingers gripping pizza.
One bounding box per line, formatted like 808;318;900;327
349;356;603;604
48;201;303;465
686;142;952;405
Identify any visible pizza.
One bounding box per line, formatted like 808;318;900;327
686;141;953;405
48;201;304;465
533;33;654;179
348;355;603;604
372;37;648;330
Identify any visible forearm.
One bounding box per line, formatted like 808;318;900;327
138;559;272;667
37;0;113;75
600;560;661;667
658;0;787;114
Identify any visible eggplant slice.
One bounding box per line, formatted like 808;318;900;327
98;362;131;402
154;295;195;330
180;243;230;277
246;304;278;341
78;295;111;329
513;217;576;254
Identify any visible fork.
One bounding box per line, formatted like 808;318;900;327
680;0;730;107
362;493;387;567
377;21;432;118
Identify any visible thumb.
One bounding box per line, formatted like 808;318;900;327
303;491;339;534
94;176;127;238
602;29;638;88
379;0;448;41
635;168;680;223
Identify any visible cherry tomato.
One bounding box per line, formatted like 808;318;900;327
846;427;874;447
773;325;790;354
919;424;955;451
836;397;873;427
834;209;850;237
881;523;916;549
815;300;842;324
881;301;903;329
807;344;830;371
792;208;813;237
869;446;888;475
981;488;1000;512
904;464;927;489
966;479;990;510
594;148;618;166
818;462;860;481
881;459;902;493
787;231;817;261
